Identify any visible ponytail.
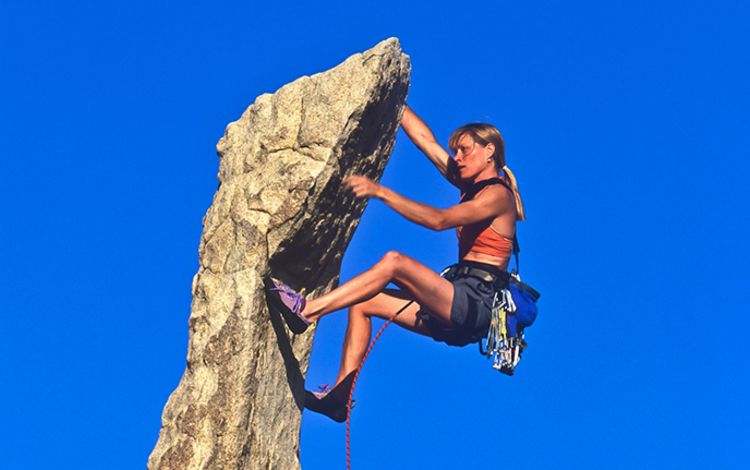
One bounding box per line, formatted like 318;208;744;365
502;165;525;221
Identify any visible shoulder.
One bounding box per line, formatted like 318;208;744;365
475;183;513;202
472;184;515;218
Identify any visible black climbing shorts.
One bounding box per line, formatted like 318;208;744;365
418;260;509;347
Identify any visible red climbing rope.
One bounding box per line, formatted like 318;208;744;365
345;300;414;470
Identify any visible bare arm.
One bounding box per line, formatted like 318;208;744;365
401;104;461;187
345;176;509;231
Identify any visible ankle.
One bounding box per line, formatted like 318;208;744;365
335;367;357;387
302;300;322;322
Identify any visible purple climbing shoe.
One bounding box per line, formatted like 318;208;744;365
304;369;358;423
264;276;311;334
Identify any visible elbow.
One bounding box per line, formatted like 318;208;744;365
431;213;450;231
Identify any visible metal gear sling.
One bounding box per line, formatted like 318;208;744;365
467;178;541;375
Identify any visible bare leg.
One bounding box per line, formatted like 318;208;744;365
335;289;430;386
302;251;454;326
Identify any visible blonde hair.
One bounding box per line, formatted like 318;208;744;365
448;123;526;221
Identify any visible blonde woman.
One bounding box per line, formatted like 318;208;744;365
265;104;525;422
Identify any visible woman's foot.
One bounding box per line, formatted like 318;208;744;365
264;277;312;334
304;369;358;423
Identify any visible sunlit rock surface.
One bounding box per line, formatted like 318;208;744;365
148;38;411;469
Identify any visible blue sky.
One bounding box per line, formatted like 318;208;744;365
2;1;748;468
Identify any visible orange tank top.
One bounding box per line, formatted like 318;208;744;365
456;222;514;259
456;177;515;260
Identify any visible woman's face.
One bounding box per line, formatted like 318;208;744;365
453;134;493;180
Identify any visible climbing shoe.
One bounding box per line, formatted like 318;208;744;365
264;276;311;334
304;369;358;423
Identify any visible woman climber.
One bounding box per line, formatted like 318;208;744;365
265;104;526;422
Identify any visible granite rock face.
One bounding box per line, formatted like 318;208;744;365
148;38;411;469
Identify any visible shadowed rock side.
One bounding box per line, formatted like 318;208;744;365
148;38;411;470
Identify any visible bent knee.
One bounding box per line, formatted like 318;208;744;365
376;250;405;277
380;250;404;266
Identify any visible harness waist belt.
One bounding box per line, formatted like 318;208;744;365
453;265;509;286
455;265;541;302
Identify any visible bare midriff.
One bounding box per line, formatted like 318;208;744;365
462;250;511;271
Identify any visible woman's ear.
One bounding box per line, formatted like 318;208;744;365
485;143;495;160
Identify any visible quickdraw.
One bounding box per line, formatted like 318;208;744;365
481;271;539;376
482;274;525;375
